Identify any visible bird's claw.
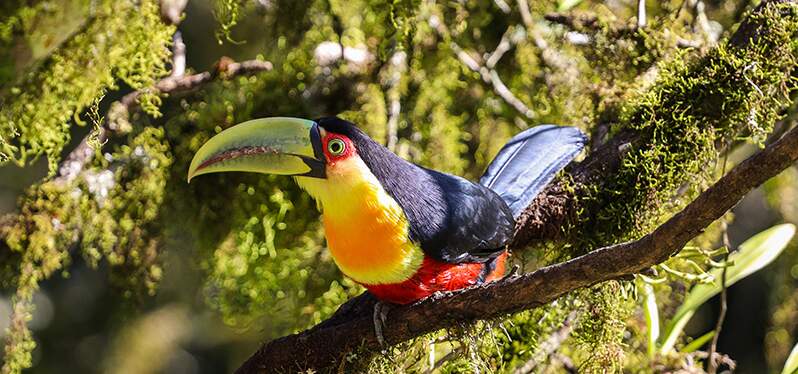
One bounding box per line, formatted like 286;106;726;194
373;301;391;348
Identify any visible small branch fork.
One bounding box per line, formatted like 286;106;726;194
427;14;534;119
53;55;272;186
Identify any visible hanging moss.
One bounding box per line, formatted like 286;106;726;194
0;0;174;173
213;0;248;43
1;127;173;373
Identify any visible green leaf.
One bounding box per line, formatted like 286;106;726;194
660;224;796;353
557;0;583;12
783;340;798;374
680;331;715;353
643;283;660;358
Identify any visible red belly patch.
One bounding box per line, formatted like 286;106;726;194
363;251;508;304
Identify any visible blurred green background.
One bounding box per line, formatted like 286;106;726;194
1;0;798;373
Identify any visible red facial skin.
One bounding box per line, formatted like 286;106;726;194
321;132;356;163
319;130;509;305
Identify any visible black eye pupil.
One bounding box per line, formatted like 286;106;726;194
330;140;344;154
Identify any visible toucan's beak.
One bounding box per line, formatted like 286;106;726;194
187;117;326;182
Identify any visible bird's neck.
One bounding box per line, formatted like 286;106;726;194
295;156;424;285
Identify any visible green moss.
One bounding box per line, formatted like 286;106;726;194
0;0;174;173
213;0;247;43
3;0;797;372
570;282;635;371
0;0;93;87
1;126;172;373
568;3;798;251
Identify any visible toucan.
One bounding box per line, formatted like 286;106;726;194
187;117;585;308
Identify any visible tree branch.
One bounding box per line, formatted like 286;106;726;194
0;57;272;252
427;14;534;119
515;0;797;246
53;57;273;186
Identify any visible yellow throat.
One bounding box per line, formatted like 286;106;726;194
295;156;424;285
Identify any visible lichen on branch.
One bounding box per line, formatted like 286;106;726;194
0;0;174;173
528;1;798;253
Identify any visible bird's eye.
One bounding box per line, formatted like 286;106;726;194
327;138;346;156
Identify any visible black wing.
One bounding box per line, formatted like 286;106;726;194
413;169;515;263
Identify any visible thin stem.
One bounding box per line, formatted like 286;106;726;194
708;152;731;374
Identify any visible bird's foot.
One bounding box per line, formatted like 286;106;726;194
373;301;392;348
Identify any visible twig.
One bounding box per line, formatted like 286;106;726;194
493;0;511;14
690;351;737;371
692;0;718;44
511;311;579;374
170;31;186;78
708;182;732;374
638;0;647;28
53;57;272;186
486;26;523;69
707;232;729;374
159;0;188;25
429;15;534;119
234;114;798;373
384;51;406;152
516;0;534;30
551;353;577;373
488;69;535;118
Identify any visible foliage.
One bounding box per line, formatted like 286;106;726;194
656;224;796;353
570;2;798;252
1;127;172;372
0;0;797;372
0;0;174;173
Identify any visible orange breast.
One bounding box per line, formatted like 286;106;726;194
323;202;420;283
296;155;425;285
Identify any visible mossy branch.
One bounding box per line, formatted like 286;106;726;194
234;1;798;372
0;57;273;276
515;0;798;250
54;57;273;185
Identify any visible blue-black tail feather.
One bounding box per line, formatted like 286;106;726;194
479;125;587;218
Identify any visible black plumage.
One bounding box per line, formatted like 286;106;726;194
315;117;586;264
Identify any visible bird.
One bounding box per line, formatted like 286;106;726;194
187;116;585;342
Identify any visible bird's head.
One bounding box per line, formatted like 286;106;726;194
186;117;366;181
187;117;391;210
